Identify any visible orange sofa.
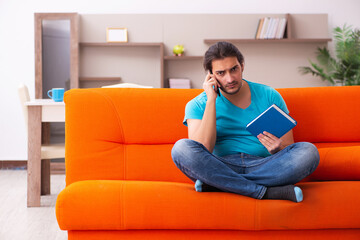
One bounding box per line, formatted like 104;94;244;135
56;86;360;240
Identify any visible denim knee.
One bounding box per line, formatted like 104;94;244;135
172;139;190;157
171;139;205;182
297;142;320;173
171;139;197;166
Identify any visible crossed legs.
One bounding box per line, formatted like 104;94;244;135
171;139;319;201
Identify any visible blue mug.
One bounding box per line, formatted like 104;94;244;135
47;88;64;102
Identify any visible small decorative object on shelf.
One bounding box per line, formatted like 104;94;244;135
106;28;128;43
169;78;191;88
173;44;185;56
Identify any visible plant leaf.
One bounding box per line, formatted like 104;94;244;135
300;24;360;86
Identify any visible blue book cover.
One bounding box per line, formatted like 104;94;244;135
246;104;297;138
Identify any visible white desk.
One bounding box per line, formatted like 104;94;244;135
25;99;65;207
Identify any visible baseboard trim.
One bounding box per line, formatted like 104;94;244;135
0;160;27;170
0;160;65;174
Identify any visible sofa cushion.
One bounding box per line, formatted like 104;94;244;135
56;180;360;231
314;142;360;148
277;86;360;143
64;88;201;185
65;143;192;185
306;145;360;181
65;88;200;146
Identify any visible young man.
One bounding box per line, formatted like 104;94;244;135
171;41;319;202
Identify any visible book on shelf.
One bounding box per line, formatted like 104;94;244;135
255;17;287;39
276;18;287;39
169;78;191;89
246;104;297;138
266;18;276;39
255;18;264;39
258;17;269;39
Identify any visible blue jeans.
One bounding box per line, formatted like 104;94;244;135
171;139;319;199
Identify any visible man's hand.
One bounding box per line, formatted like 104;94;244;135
257;131;283;154
203;73;219;100
187;73;219;152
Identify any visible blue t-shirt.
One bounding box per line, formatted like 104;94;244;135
183;80;289;157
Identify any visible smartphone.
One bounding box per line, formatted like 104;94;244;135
209;71;221;96
215;83;220;96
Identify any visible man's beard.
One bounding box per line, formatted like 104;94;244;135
220;80;243;95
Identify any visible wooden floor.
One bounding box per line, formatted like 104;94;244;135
0;170;67;240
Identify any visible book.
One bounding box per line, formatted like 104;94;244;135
270;18;280;39
265;17;276;39
259;17;270;39
246;104;297;138
276;17;287;39
255;18;264;39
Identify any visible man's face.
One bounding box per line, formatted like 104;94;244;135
211;56;244;95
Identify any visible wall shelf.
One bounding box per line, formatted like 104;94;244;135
79;77;121;82
80;42;163;47
164;56;203;60
204;38;332;44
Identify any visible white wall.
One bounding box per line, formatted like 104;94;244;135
1;0;360;160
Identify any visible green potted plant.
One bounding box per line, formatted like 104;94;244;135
299;25;360;86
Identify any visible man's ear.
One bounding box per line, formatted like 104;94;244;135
241;63;245;72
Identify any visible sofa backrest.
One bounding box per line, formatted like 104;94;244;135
65;88;201;185
65;86;360;185
277;86;360;143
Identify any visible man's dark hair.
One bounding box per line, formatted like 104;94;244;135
203;41;245;73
